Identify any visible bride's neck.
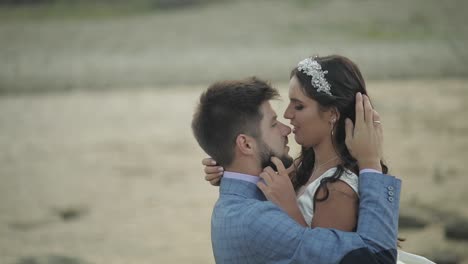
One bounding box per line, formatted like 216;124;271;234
313;139;339;164
311;140;341;177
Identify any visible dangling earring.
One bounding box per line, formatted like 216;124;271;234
331;118;336;136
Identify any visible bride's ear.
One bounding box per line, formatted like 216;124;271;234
329;107;340;123
235;134;256;155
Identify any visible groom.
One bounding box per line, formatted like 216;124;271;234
192;77;401;264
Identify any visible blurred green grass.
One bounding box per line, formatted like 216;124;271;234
0;0;218;20
0;4;148;20
0;0;467;94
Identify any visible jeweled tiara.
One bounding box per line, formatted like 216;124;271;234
297;57;332;96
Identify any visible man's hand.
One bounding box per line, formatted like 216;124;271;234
202;157;223;186
345;93;383;172
257;157;308;227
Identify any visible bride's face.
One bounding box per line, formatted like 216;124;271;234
284;76;334;148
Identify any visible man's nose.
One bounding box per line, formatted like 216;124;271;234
281;123;292;135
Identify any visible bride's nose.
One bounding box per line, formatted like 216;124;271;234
283;105;293;120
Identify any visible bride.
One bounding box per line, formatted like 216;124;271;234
203;55;434;264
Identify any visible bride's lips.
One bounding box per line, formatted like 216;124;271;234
290;123;299;133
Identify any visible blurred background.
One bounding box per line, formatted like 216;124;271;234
0;0;467;263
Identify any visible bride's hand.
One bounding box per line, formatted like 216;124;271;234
286;160;299;180
257;157;307;227
202;157;224;186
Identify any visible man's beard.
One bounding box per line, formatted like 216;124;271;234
259;140;294;172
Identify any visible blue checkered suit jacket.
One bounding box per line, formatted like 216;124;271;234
211;172;401;264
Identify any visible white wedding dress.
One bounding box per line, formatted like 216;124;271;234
296;167;435;264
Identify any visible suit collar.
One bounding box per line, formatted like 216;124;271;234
219;178;266;201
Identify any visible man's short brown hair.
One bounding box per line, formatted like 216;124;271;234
191;77;279;167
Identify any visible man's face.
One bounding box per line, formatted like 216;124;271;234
257;101;294;170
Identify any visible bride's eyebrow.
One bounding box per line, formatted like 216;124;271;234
290;98;303;103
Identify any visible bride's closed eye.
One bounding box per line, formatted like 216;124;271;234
294;105;304;111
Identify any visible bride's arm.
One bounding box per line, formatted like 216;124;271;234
311;181;358;231
257;157;308;227
202;157;298;185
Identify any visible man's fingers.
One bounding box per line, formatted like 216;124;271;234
373;109;384;143
372;109;383;134
345;117;354;145
372;109;381;123
363;95;373;126
271;157;286;175
202;157;217;166
354;92;365;129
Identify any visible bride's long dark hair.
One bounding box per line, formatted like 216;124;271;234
290;55;389;202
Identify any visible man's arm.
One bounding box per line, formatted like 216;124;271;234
338;172;401;264
243;172;400;264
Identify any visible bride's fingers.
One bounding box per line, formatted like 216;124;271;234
263;167;277;179
205;172;222;181
271;157;286;175
257;181;268;194
285;165;295;178
259;171;273;185
204;165;223;175
210;178;221;186
202;157;217;166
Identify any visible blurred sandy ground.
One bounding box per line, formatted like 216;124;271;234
0;80;467;263
0;87;215;263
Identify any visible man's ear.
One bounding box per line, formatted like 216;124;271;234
235;134;256;155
